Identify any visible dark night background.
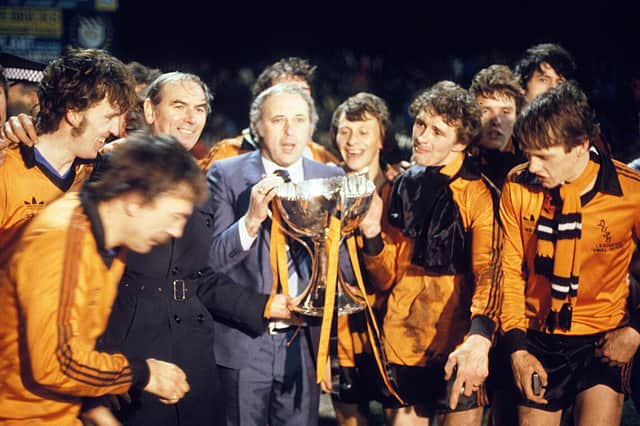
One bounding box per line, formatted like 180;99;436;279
63;1;640;160
4;2;640;423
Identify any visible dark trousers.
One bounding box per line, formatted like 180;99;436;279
219;328;320;426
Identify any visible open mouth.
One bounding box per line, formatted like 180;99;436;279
281;143;296;154
177;128;195;136
345;150;365;160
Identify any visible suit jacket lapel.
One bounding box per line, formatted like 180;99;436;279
244;151;276;292
244;150;266;188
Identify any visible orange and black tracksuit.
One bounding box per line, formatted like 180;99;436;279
198;127;338;169
0;192;148;424
500;155;640;353
0;144;93;265
363;152;502;367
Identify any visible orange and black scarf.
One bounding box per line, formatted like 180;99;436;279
534;159;600;331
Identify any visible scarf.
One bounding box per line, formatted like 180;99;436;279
387;154;471;275
534;159;600;331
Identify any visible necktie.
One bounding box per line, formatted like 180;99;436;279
274;168;292;183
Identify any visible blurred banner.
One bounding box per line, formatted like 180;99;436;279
0;1;117;63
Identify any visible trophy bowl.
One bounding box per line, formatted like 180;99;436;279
341;174;376;236
274;174;375;317
275;176;342;238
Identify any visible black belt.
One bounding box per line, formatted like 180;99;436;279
121;272;211;302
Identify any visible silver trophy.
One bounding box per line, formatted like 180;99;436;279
275;174;375;316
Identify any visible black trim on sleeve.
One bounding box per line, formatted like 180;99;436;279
128;357;150;390
502;329;528;354
468;315;496;340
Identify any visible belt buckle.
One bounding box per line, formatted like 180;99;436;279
268;322;278;335
173;279;186;301
268;322;291;335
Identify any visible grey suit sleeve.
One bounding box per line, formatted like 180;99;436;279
207;163;253;271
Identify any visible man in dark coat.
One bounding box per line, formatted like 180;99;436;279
86;72;293;425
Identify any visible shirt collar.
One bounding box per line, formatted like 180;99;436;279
33;147;72;179
515;147;623;197
261;155;305;183
594;150;623;196
440;152;465;178
19;143;80;192
79;189;119;268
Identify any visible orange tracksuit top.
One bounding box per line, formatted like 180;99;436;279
0;144;92;265
197;128;338;170
499;157;640;353
0;193;141;425
363;152;502;367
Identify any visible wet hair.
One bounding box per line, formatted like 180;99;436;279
469;64;526;114
329;92;392;152
85;133;207;204
514;43;577;88
252;57;316;98
513;81;600;152
249;83;318;143
36;48;136;134
145;71;213;115
409;81;481;146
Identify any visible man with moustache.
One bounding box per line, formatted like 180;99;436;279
208;83;347;426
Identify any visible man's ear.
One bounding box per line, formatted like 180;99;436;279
143;98;155;126
65;109;83;128
576;139;590;157
451;141;468;153
251;121;264;145
123;192;144;217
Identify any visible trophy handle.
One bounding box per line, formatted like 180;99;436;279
276;219;314;259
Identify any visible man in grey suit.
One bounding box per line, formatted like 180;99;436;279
207;83;345;426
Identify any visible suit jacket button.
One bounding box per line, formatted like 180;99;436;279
174;315;181;324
